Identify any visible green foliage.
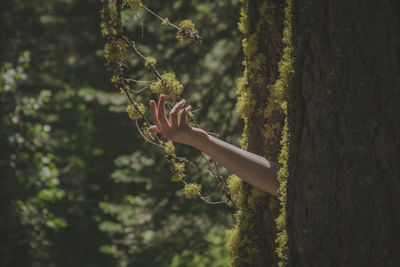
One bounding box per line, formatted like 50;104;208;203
170;161;185;182
101;0;121;36
0;52;67;263
126;102;146;120
150;71;184;100
184;183;202;199
144;56;157;69
164;140;176;155
273;0;294;265
170;226;230;267
1;0;242;266
176;19;198;43
105;39;128;64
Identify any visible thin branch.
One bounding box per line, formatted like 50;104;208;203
123;78;153;83
122;35;163;80
142;5;180;30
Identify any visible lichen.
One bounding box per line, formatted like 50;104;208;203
227;0;294;266
272;0;294;265
100;0;120;37
104;39;127;64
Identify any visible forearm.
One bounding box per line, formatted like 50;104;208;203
189;132;280;196
148;95;280;196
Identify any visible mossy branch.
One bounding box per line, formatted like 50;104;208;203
101;0;234;206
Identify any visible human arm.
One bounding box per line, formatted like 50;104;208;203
149;94;280;197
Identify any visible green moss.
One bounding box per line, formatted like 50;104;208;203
100;0;120;37
247;187;267;210
227;0;294;265
237;0;249;34
104;39;127;64
228;0;274;265
271;0;294;265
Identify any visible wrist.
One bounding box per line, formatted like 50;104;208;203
185;127;210;150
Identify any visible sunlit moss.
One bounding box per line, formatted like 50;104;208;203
237;2;248;34
228;0;294;265
227;175;246;205
104;39;127;64
227;175;241;196
183;183;201;199
272;0;294;265
100;0;120;37
126;102;146;120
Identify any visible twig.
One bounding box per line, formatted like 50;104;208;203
142;5;180;30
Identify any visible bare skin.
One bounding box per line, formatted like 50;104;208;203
149;94;280;197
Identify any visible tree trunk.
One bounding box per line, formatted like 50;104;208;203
227;0;286;266
287;0;400;265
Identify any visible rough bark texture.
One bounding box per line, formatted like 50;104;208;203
227;0;286;266
287;0;400;266
245;0;285;265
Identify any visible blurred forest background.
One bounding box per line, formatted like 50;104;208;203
0;0;245;266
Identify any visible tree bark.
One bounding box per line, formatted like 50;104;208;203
287;0;400;265
228;0;286;266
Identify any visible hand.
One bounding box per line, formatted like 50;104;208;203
149;94;208;146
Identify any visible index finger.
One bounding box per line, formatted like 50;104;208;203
157;94;169;129
149;99;162;130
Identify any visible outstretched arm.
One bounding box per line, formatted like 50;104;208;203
149;94;280;197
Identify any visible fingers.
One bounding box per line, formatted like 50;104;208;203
157;94;170;129
170;99;186;128
149;99;162;130
179;105;191;128
149;125;160;133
